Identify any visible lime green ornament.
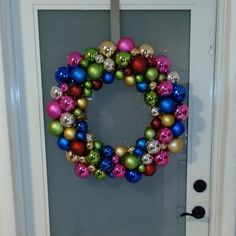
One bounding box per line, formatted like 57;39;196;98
84;48;98;62
158;73;166;82
86;150;101;166
135;74;144;83
115;70;125;80
73;108;83;117
48;120;63;136
115;52;131;68
138;164;145;173
80;59;90;68
94;141;103;151
145;127;156;140
124;153;140;170
145;91;158;106
146;67;158;81
83;88;92;97
88;63;103;80
94;169;107;180
84;80;93;89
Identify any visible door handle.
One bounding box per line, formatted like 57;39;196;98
180;206;205;219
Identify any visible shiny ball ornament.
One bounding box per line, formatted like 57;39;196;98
141;153;153;165
150;107;160;117
131;56;148;74
112;156;119;164
49;120;64;136
145;91;158;107
84;48;98;62
57;137;70;150
159;97;176;113
171;121;185;137
99;40;117;57
136;82;148;92
64;127;76;140
149;81;157;91
137;164;145;173
125;76;136;86
60;96;75;111
115;146;126;157
158;128;173;144
86;133;94;142
77;121;88;133
130;48;139;56
168;138;184;153
78;156;87;164
73;108;83;117
151;117;161;130
124;153;140;170
95;54;104;64
167;71;180;83
157;81;173;96
146;67;158;81
65;151;75;163
76;131;85;141
156;55;171;73
158;74;167;82
112;164;125;178
133;147;144;157
69;85;82;98
127;146;135;153
71;141;86;156
80;59;89;68
60;83;69;93
135;74;144;83
86;141;94;150
84;80;93;89
86;150;101;166
55;67;70;84
146;139;161;154
175;104;189;120
84;88;92;97
103;72;114;84
88;63;103;80
153;151;169;167
161;114;175;127
88;165;96;173
124;67;132;76
172;85;187;102
66;51;83;67
50;86;62;101
103;145;114;158
116;52;131;68
60;112;75;127
47;101;62;119
94;141;103;151
100;158;114;172
143;164;156;176
103;58;115;72
125;170;142;183
144;127;156;140
94;169;107;180
136;137;147;149
92;80;103;90
71;67;87;84
75;163;90;178
138;43;154;57
117;36;135;52
115;70;125;80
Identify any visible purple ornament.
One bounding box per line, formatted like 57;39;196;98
117;36;135;52
112;156;120;164
174;104;189;120
60;83;69;93
112;164;125;178
47;101;62;119
66;51;83;67
153;151;169;167
74;163;90;178
60;96;75;111
158;128;173;144
156;55;171;73
157;81;173;96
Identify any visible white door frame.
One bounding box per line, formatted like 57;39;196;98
0;0;235;236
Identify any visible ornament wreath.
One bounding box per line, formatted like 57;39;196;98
47;36;188;183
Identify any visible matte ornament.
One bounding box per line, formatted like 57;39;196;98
69;85;82;98
168;138;184;153
143;164;156;176
47;101;62;119
131;56;148;74
71;141;86;156
161;114;175;127
49;120;63;136
124;153;140;170
117;36;135;52
88;63;103;80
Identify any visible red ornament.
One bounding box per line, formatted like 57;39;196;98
92;80;103;90
131;56;148;74
71;141;86;156
124;67;132;76
147;56;156;66
68;85;82;98
151;117;161;130
144;164;156;176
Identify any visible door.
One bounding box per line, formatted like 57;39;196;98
11;1;216;236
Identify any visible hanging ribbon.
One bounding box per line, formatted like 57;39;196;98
110;0;120;42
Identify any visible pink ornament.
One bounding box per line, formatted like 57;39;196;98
46;101;62;119
153;151;169;167
112;156;119;164
156;55;171;73
175;104;189;120
60;83;69;93
112;164;125;178
157;81;173;96
60;96;75;111
117;36;135;52
158;128;173;144
66;51;83;67
74;163;90;178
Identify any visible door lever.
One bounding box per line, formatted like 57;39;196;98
180;206;205;219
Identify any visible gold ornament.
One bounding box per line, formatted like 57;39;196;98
99;40;117;58
130;48;140;56
115;145;127;157
86;141;94;150
168;138;184;153
65;151;73;163
161;114;175;127
149;81;157;90
127;146;135;153
160;144;168;150
77;98;88;110
78;156;87;164
64;128;76;140
124;76;136;86
138;43;154;57
88;165;96;172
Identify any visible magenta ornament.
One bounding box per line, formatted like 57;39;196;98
66;51;83;67
158;128;173;144
157;81;173;96
156;55;171;73
112;164;125;178
60;83;69;93
175;104;189;120
153;151;169;167
47;101;62;119
117;36;135;52
74;163;90;178
112;156;120;164
60;96;75;111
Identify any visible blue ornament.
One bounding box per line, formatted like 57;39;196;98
100;158;114;172
135;137;147;149
76;131;85;141
136;82;148;92
172;85;187;102
125;170;142;183
71;67;87;84
159;97;176;113
77;121;88;133
109;172;115;178
57;137;70;150
55;67;71;84
102;145;114;158
171;121;185;136
103;72;114;84
133;147;144;157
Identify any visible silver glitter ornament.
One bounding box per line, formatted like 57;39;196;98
103;58;115;72
146;139;161;154
95;54;104;64
150;107;160;117
60;112;75;127
167;71;180;83
141;153;153;165
50;86;62;100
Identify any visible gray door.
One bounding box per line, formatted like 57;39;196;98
39;10;190;236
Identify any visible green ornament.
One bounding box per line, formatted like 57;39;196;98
86;150;101;166
48;120;63;136
115;70;125;80
84;80;93;89
124;153;140;170
135;74;144;83
94;169;107;180
145;91;158;106
115;52;131;68
138;164;145;173
83;88;92;97
94;141;103;151
146;67;158;81
88;63;103;80
158;73;166;82
80;59;90;68
84;48;98;62
73;108;83;117
144;127;156;140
